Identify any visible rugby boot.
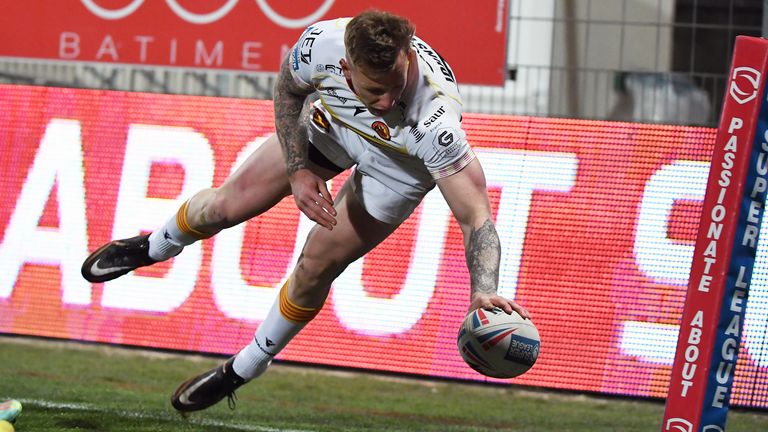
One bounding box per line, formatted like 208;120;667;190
171;357;246;413
81;234;157;282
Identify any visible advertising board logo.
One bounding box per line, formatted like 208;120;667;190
80;0;335;27
729;66;761;105
664;418;693;432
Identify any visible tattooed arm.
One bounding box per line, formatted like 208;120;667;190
436;158;530;318
466;219;501;298
274;55;337;230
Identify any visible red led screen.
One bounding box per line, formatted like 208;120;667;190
1;84;767;408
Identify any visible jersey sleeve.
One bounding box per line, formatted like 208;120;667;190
410;100;475;180
289;19;348;92
289;24;326;91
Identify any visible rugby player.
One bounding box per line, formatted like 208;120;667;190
81;10;529;412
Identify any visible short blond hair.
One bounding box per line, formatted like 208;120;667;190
344;10;415;72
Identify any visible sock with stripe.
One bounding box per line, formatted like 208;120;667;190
232;279;322;380
148;199;211;261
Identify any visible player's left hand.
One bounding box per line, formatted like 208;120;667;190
288;168;337;230
469;293;530;319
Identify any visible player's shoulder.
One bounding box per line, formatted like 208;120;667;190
291;18;349;74
411;36;458;87
299;17;350;39
408;98;467;161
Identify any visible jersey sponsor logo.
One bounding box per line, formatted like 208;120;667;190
291;47;300;71
324;88;348;104
409;126;426;143
353;106;367;116
298;27;323;66
312;108;331;132
413;40;456;83
433;127;461;157
316;64;343;76
423;106;446;128
437;130;454;146
372;121;391;140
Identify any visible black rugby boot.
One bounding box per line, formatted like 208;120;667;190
81;234;157;282
171;357;247;413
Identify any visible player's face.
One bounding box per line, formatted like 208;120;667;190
341;50;412;116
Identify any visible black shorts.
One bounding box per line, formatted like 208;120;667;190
308;141;344;174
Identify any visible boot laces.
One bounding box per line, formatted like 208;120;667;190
226;390;238;410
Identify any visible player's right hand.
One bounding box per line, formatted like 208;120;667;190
288;168;337;230
469;293;531;320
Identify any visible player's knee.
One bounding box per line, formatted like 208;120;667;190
296;251;348;287
198;188;235;229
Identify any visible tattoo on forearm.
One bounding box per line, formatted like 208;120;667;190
274;57;312;176
466;219;501;296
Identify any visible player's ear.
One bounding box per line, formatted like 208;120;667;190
340;58;351;79
406;49;416;71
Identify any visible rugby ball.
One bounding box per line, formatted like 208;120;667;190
457;308;540;378
0;400;20;424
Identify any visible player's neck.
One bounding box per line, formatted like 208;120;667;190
401;51;419;102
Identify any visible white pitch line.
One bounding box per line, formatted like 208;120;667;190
19;398;316;432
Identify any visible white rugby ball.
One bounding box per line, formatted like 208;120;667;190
458;307;540;378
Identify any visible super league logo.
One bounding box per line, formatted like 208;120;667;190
729;66;761;105
664;418;692;432
663;418;724;432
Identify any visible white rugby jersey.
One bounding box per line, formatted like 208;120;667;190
289;18;474;180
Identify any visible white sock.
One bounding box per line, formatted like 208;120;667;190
147;229;183;261
147;201;203;261
232;297;308;381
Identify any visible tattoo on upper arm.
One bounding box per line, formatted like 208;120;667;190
274;56;314;176
466;219;501;296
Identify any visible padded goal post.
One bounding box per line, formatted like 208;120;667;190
663;36;768;432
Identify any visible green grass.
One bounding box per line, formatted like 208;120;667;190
0;337;766;431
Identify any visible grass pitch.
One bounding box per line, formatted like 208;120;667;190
0;336;766;431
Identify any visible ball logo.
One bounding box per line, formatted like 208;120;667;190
79;0;335;27
479;328;516;350
729;66;761;105
473;308;490;328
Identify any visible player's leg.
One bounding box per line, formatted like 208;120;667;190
232;176;401;373
81;134;343;283
144;133;295;259
171;175;403;413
